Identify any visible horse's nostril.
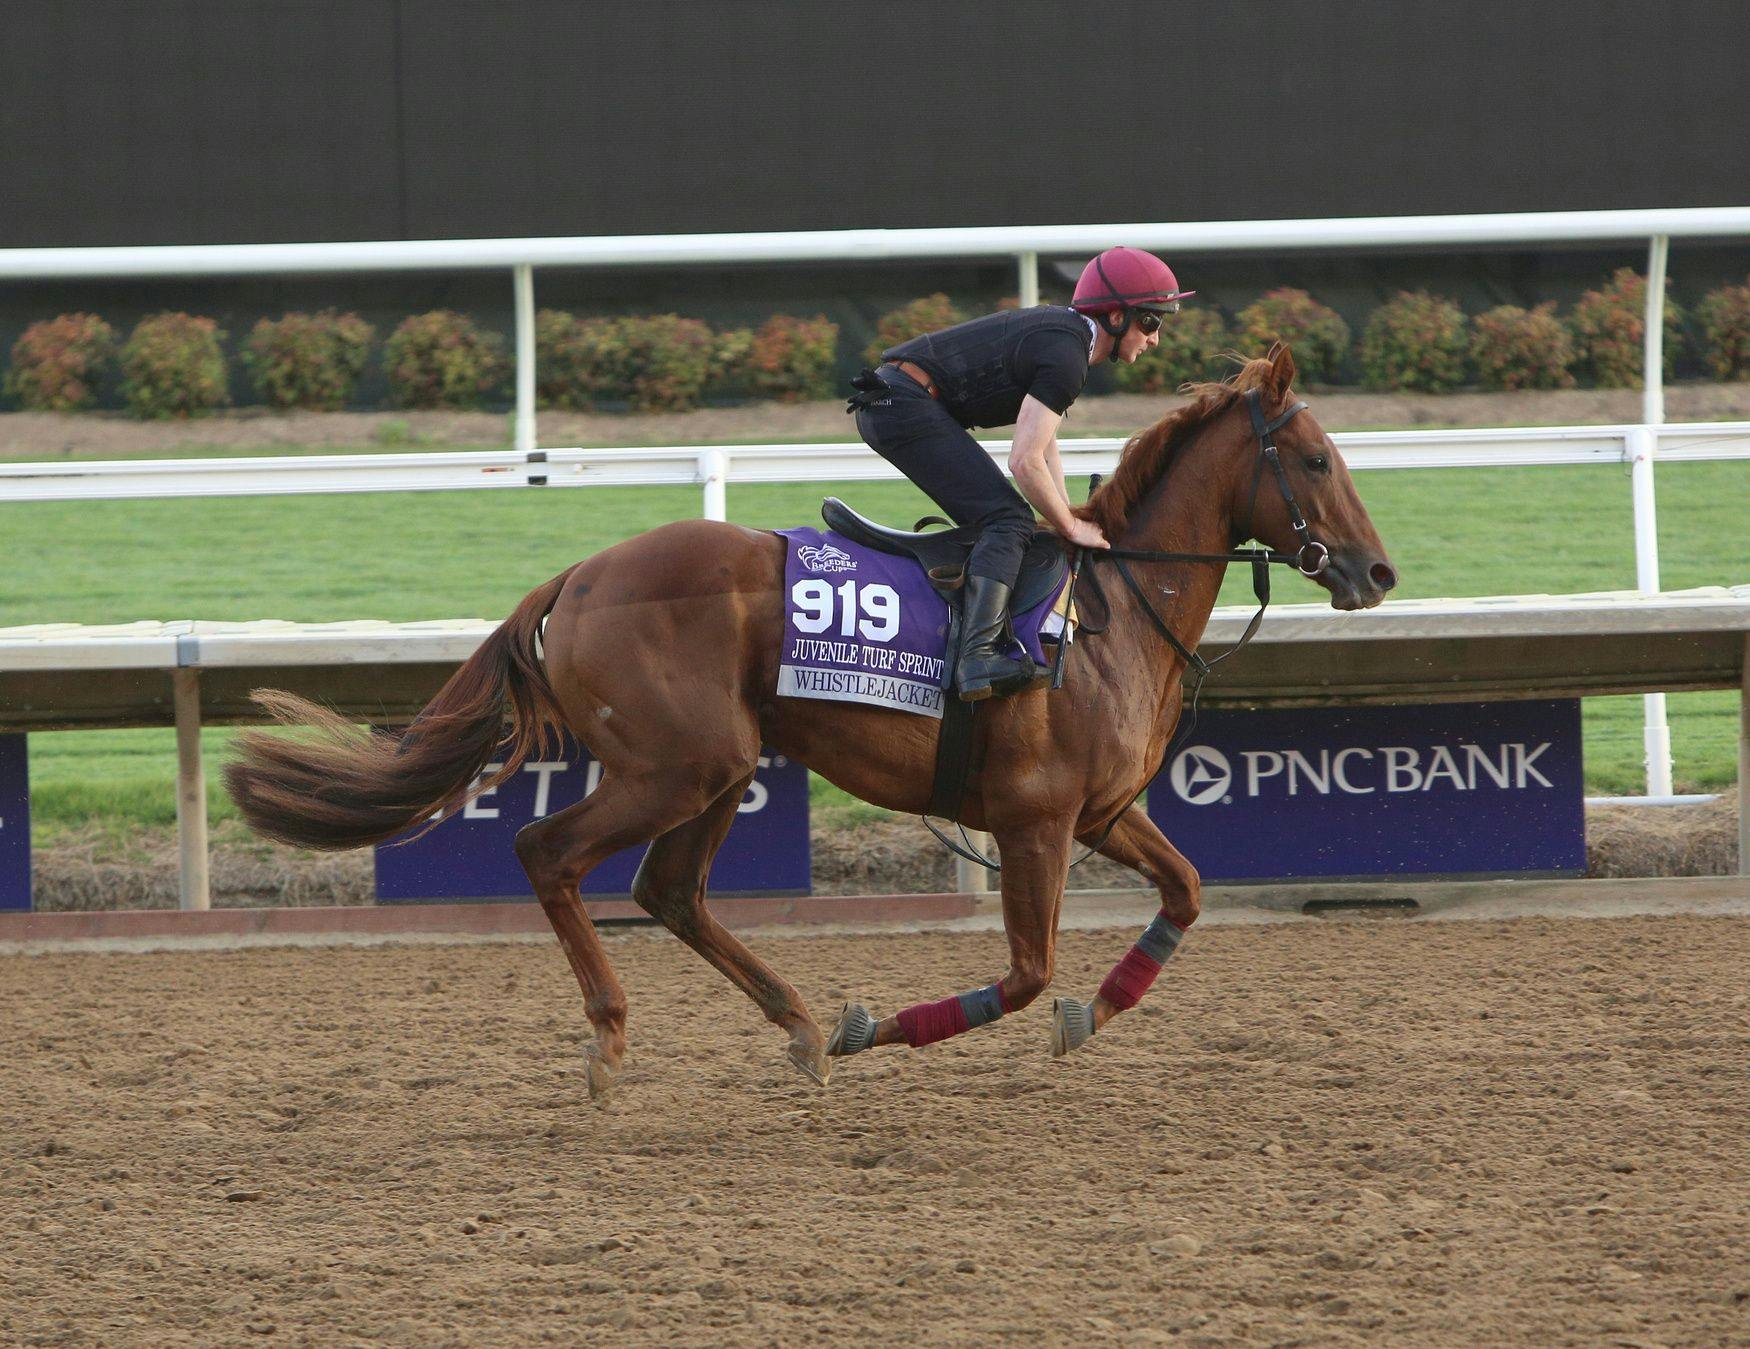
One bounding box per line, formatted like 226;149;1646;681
1369;562;1398;592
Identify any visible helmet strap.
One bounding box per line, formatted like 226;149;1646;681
1098;307;1131;356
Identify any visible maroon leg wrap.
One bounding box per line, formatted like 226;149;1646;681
895;995;971;1047
1097;946;1165;1011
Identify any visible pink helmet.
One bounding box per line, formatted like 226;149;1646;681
1071;247;1194;313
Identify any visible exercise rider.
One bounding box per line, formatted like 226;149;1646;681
846;246;1192;700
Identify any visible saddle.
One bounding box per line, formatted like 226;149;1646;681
820;497;1067;615
821;498;1069;829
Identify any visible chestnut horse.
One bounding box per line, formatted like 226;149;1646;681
226;346;1394;1098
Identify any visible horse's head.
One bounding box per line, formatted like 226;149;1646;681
1228;345;1397;611
1078;344;1397;611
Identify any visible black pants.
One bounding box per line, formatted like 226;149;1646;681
852;366;1035;585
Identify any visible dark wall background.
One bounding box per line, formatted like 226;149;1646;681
6;0;1748;246
3;1;1748;402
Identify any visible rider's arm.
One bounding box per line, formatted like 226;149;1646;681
1010;396;1109;547
1008;395;1077;532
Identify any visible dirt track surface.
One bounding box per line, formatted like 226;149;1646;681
6;914;1749;1346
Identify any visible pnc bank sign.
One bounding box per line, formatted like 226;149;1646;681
1147;701;1585;881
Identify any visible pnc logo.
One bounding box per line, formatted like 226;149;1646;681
1171;745;1232;805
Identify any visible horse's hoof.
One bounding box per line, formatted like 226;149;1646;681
786;1035;832;1087
826;1003;879;1058
1051;997;1097;1058
582;1044;619;1102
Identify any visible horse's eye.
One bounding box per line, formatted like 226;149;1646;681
1307;454;1329;473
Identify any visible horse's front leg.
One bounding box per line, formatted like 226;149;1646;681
827;822;1071;1059
1051;803;1200;1057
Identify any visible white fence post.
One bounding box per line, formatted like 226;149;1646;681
1741;634;1749;876
1628;425;1674;796
700;448;728;521
1018;251;1039;308
1644;235;1668;427
172;669;209;911
514;265;536;454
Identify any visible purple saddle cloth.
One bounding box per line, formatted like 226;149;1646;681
774;528;1065;720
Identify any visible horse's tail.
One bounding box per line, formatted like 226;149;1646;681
224;567;576;851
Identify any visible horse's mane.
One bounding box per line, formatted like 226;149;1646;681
1073;355;1283;537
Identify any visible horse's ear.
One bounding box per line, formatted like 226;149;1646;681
1267;342;1297;398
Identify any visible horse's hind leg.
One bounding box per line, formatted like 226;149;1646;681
632;773;830;1087
1051;803;1200;1058
515;767;745;1100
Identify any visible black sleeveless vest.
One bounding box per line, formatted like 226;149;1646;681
882;306;1092;428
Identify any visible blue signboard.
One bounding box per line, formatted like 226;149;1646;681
0;736;29;910
1146;700;1585;881
375;739;810;902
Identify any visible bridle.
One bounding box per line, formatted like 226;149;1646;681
1077;386;1327;683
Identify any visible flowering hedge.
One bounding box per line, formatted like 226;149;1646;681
242;310;375;410
1468;304;1575;391
383;311;506;410
1108;307;1231;394
5;313;118;411
746;314;838;402
1361;291;1469;392
1567;268;1684;389
1696;277;1750;381
120;313;229;418
1234;289;1351;385
863;294;966;366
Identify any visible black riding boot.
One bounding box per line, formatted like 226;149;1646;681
955;574;1043;702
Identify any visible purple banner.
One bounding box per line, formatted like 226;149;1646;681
0;736;28;911
1145;700;1586;881
774;528;1062;718
375;737;809;902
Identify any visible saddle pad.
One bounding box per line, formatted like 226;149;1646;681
775;528;1065;719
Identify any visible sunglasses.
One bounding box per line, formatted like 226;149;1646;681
1133;305;1177;335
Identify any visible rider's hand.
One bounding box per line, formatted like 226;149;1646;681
1061;518;1110;550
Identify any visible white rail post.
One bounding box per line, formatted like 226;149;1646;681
700;447;728;521
1740;633;1749;877
172;669;210;911
1637;236;1673;796
1643;235;1668;426
1627;425;1673;796
1018;251;1039;308
514;264;536;454
955;843;995;897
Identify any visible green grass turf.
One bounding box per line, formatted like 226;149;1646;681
9;457;1746;841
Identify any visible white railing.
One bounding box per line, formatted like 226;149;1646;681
5;206;1749;452
4;422;1749;797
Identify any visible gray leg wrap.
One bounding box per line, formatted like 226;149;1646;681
826;1003;879;1057
957;981;1006;1029
1050;997;1098;1058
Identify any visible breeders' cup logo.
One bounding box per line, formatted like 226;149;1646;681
797;542;857;574
1171;745;1232;805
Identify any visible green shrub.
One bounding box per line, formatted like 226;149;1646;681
1109;307;1231;393
1695;277;1750;381
383;310;506;409
119;312;229;418
862;293;966;365
708;326;755;393
1360;291;1469;392
241;310;374;410
1567;268;1684;389
747;314;838;402
1234;289;1351;384
536;312;719;412
5;313;118;411
1468;303;1575;391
